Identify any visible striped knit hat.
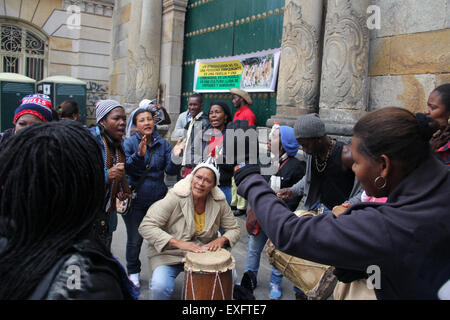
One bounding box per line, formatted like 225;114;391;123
14;94;53;124
96;99;124;123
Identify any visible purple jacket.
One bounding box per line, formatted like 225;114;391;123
238;156;450;299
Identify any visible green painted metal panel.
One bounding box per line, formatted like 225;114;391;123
55;84;87;124
182;0;285;126
0;81;35;131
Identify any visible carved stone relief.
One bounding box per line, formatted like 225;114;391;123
320;0;370;109
277;1;321;111
125;50;137;104
135;45;156;101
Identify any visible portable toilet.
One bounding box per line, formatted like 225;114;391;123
37;76;87;124
0;73;36;131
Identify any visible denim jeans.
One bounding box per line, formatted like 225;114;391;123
150;264;185;300
219;185;232;204
109;211;117;234
245;230;283;286
121;206;147;275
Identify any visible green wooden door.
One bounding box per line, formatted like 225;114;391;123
181;0;285;127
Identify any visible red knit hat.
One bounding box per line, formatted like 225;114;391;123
14;94;53;124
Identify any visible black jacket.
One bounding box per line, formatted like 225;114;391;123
191;124;234;186
262;155;306;211
0;128;15;147
28;238;137;300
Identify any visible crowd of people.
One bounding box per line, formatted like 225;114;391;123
0;83;449;300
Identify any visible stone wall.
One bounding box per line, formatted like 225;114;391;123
109;0;187;139
271;0;450;138
0;0;114;125
106;0;450;137
368;0;450;115
109;0;163;114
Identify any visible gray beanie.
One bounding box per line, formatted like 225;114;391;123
96;99;124;123
294;113;325;139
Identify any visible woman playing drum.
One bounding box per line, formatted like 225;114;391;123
138;159;240;300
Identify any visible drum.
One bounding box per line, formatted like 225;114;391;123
183;249;235;300
264;210;337;300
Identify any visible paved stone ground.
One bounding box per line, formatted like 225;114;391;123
111;208;299;300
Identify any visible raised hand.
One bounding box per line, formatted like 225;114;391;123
138;134;148;157
172;139;186;157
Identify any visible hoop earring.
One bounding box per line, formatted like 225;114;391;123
374;176;387;190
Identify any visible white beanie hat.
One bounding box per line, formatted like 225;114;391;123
96;99;124;123
191;157;221;186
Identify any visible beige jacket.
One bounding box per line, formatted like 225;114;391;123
138;175;240;272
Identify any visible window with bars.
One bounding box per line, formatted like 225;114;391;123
0;22;47;81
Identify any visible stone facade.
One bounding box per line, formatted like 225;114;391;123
274;0;323;126
271;0;450;137
2;0;448;133
109;0;188;137
368;0;450;117
0;0;114;125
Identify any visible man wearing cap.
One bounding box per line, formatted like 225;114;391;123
230;88;257;126
0;94;53;146
89;99;130;249
275;113;361;212
229;88;257;216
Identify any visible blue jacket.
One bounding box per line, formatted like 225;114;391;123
123;131;179;209
89;125;123;213
89;126;112;184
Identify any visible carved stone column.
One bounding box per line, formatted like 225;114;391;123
160;0;188;136
135;0;162;103
269;0;323;127
319;0;370;137
124;0;143;112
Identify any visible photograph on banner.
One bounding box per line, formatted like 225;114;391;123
193;48;281;93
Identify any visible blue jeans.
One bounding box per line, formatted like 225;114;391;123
109;211;117;234
150;264;184;300
219;185;232;204
245;231;283;286
121;206;147;274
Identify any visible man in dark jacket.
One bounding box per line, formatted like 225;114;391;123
277;114;361;212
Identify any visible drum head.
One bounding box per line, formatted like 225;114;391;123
184;249;235;273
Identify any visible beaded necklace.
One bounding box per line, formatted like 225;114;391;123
315;139;335;173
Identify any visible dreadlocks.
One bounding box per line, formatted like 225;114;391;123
0;121;105;299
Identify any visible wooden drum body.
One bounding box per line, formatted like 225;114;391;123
183;249;235;300
264;210;337;300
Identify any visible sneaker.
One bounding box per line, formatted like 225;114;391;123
128;273;140;289
269;283;282;300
